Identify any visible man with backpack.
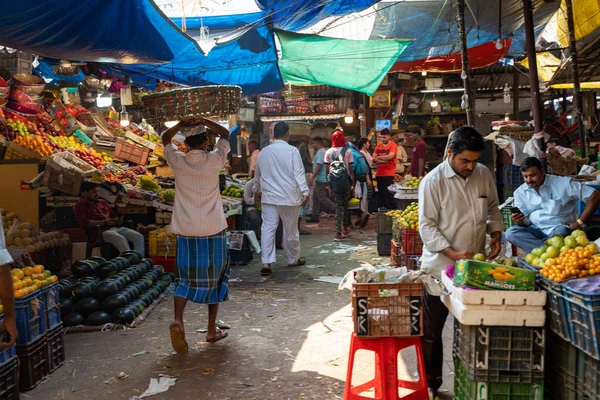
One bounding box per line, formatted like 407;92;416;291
349;139;371;228
324;129;355;241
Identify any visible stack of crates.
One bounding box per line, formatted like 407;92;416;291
0;51;33;76
453;320;545;399
0;315;19;399
503;164;524;200
14;282;65;392
375;209;393;256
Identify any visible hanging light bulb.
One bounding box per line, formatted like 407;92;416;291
504;113;510;122
503;83;511;104
165;120;179;128
495;38;503;50
421;71;427;76
96;91;112;108
430;95;439;108
461;70;468;80
344;108;354;124
120;106;130;127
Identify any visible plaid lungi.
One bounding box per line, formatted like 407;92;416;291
175;231;230;304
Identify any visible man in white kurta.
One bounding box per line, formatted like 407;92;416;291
253;122;309;276
418;126;502;396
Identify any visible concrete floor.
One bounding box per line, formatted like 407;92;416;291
28;218;454;400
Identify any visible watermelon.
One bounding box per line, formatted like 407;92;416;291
86;311;112;326
88;256;106;264
59;297;74;316
71;261;95;279
71;283;93;302
112;307;136;324
93;281;119;300
63;312;85;327
101;294;129;313
121;251;142;265
95;261;119;280
74;297;99;315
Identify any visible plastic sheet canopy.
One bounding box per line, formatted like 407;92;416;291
0;0;202;64
276;30;410;95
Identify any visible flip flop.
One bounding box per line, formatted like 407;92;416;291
260;267;272;276
206;328;228;343
288;257;306;267
169;322;189;355
216;320;231;330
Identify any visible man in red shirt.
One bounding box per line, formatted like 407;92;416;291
74;182;144;254
409;127;427;177
373;128;397;209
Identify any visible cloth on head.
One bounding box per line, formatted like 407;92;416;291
180;125;207;137
331;130;346;148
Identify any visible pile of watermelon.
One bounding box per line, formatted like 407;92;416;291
57;250;174;327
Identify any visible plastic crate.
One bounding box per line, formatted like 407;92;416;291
563;289;600;360
504;164;525;187
377;233;392;256
229;232;252;266
544;331;579;400
577;347;600;399
390;240;420;270
15;290;46;345
0;51;33;75
503;185;517;200
150;256;176;273
0;357;19;400
148;229;177;257
453;320;545;383
45;323;65;373
226;215;236;231
16;334;48;391
539;278;571;341
454;358;544;400
351;281;423;338
115;138;150;165
401;228;423;255
42;283;61;330
375;212;393;234
501;207;515;231
0;315;16;365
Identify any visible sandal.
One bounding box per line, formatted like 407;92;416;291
169;322;189;355
260;267;272;276
288;257;306;267
206;328;228;343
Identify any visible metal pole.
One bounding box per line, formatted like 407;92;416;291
521;0;543;134
456;0;475;126
565;0;586;157
513;68;520;119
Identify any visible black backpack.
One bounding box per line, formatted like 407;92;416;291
328;148;351;193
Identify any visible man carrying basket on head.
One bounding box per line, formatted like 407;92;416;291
161;116;231;354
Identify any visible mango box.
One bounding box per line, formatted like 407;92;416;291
453;260;537;291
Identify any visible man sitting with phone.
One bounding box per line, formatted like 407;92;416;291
506;157;600;253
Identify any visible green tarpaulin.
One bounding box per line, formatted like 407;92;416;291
276;29;411;95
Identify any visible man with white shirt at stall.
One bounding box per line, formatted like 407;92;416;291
253;122;309;276
418;126;502;397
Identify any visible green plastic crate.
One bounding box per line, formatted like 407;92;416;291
454;359;544;400
501;207;514;231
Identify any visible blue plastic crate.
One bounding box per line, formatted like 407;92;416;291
540;279;572;342
564;294;600;360
15;291;46;345
561;279;600;309
0;315;16;365
504;164;525;187
42;283;61;330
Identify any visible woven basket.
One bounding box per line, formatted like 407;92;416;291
142;86;241;125
547;147;588;176
288;122;312;138
13;73;43;86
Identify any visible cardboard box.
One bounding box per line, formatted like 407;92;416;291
453;260;537;291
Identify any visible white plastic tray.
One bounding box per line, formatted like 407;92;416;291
442;292;546;327
441;270;546;306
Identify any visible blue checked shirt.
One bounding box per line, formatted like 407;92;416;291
514;175;596;235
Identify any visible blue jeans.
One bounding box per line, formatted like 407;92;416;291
506;225;572;254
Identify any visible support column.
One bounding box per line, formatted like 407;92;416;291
513;68;520;119
565;0;587;157
521;0;544;134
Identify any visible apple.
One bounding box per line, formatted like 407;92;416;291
547;236;565;250
560;246;570;253
525;254;535;264
576;236;590;246
545;246;560;258
565;236;577;249
473;253;486;262
540;253;550;263
532;248;544;257
531;258;541;267
586;243;599;253
572;229;586;238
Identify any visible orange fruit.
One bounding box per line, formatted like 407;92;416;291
33;265;44;274
33;280;42;288
14;289;26;298
49;276;58;284
22;267;33;276
12;269;24;280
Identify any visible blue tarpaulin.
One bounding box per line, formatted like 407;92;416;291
106;12;283;95
32;60;85;84
0;0;202;64
256;0;381;31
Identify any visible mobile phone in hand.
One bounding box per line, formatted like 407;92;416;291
510;207;523;216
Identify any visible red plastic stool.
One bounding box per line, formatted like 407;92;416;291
344;334;429;400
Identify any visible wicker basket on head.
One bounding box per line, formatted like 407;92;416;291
142;86;241;125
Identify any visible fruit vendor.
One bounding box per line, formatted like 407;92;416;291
418;127;502;397
161;116;232;352
373;128;397;209
74;182;145;254
0;219;17;350
506;157;600;254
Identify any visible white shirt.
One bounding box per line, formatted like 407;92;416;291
244;179;256;209
253;140;308;206
418;160;503;279
324;147;354;171
249;149;260;175
165;139;230;237
514;174;595;235
0;220;13;266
